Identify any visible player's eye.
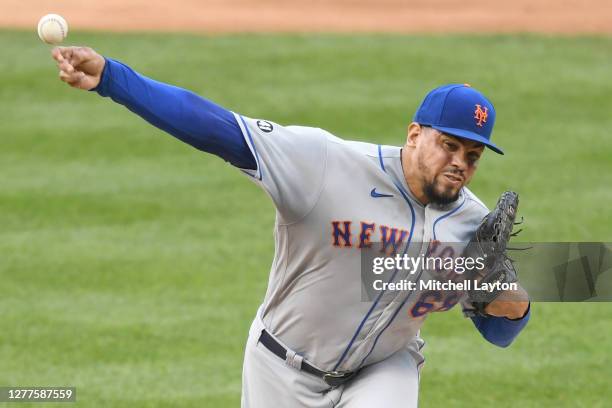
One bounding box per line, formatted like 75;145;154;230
443;141;458;151
467;154;480;164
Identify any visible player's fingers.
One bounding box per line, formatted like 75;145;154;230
63;47;74;61
58;70;71;82
68;47;94;67
52;46;81;64
70;47;86;64
51;47;65;63
59;70;85;86
56;60;74;74
53;47;80;67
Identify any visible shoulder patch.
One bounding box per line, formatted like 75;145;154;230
257;120;274;133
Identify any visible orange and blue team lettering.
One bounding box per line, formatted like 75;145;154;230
358;222;375;249
474;104;488;127
331;221;409;255
379;226;408;255
331;221;352;247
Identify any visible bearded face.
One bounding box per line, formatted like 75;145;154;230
413;127;484;206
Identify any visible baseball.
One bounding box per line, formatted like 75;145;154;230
37;14;68;45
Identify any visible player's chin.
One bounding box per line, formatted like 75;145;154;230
425;181;461;205
439;188;461;203
437;177;464;196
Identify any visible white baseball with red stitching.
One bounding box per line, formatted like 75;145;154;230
37;14;68;45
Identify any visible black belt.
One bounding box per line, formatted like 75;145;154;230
258;329;357;388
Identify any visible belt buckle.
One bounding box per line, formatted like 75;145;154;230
323;371;355;387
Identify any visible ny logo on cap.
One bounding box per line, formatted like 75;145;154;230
474;104;488;127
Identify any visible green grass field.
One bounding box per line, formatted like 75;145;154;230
1;31;611;407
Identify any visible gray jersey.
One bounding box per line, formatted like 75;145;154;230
234;114;489;372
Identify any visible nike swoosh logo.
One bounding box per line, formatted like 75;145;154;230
370;188;394;198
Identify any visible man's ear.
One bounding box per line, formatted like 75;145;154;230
406;122;423;148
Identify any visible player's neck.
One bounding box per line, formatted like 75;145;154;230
400;148;430;206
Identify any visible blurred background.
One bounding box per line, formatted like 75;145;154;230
1;0;611;406
3;0;612;33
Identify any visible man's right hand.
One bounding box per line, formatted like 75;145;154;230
52;47;106;90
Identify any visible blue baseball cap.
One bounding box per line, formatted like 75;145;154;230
413;84;503;154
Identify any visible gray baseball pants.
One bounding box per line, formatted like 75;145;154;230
241;310;422;407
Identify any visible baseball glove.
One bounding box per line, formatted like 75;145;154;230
463;191;522;317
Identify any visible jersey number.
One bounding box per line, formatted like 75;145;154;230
410;291;460;317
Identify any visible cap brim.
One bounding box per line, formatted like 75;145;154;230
431;125;504;155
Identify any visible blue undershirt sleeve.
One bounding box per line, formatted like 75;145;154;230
470;303;531;348
91;57;256;170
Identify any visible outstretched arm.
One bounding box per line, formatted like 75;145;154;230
51;46;256;169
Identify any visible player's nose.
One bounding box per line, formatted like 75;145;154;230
449;153;468;174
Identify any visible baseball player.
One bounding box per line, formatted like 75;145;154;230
51;46;530;407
